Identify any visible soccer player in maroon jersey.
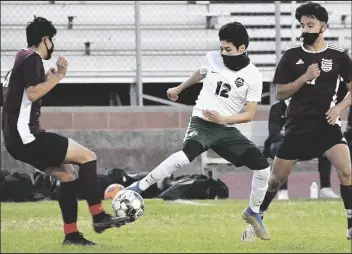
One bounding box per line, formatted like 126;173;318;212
241;2;352;241
2;17;130;246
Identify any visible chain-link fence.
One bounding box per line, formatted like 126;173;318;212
1;1;351;101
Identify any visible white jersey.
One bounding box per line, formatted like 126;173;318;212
192;51;263;127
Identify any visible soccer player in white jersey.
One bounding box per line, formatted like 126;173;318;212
127;22;271;240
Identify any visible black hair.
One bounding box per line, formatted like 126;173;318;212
218;21;249;50
295;2;328;23
26;16;57;47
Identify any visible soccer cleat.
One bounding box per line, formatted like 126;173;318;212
241;224;256;242
347;228;352;240
319;188;340;199
125;181;143;195
277;190;289;200
62;232;97;246
242;207;270;240
93;212;131;234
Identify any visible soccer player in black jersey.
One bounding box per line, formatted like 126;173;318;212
241;2;352;241
2;17;131;246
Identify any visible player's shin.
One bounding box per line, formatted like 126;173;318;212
340;184;352;229
139;150;190;191
59;180;79;235
249;167;270;213
78;160;105;217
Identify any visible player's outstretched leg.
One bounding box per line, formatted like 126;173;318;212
64;139;131;234
237;148;271;240
241;155;295;241
259;157;295;217
126;140;204;194
44;164;97;245
127;151;191;194
324;144;352;240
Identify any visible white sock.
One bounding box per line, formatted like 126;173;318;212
139;150;190;191
249;167;270;213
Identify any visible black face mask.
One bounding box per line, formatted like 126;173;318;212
221;52;250;71
300;27;323;46
44;38;54;60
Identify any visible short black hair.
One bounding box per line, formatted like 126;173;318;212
295;2;328;23
218;21;249;50
26;16;57;47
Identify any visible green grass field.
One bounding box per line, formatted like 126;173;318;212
1;199;351;253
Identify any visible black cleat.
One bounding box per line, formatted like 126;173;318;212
93;212;131;234
62;232;97;246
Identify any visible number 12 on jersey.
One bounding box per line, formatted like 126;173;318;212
215;81;231;98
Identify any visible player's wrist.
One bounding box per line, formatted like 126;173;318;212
301;73;309;83
56;72;66;80
221;116;229;124
175;85;184;93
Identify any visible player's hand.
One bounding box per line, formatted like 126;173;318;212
45;67;56;81
326;105;343;125
202;109;226;124
56;56;69;77
304;63;320;83
167;87;181;101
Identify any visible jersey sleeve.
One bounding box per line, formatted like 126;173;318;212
199;53;209;75
273;51;292;85
246;72;263;102
23;54;42;88
340;51;352;84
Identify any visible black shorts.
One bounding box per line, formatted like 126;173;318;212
276;124;347;161
6;132;69;171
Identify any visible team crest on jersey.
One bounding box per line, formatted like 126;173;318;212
235;77;244;88
321;58;333;72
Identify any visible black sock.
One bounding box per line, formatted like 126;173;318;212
318;155;331;188
78;160;103;212
280;180;288;190
260;190;278;219
340;184;352;229
59;180;78;235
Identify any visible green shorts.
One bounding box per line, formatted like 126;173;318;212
183;116;258;167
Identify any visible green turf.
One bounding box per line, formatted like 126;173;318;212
1;199;351;253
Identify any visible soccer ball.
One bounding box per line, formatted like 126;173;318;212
104;183;125;200
112;189;145;221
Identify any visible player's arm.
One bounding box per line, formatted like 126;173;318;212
268;103;284;143
168;53;209;101
276;63;319;100
326;83;352;125
327;51;352;124
223;102;258;124
273;50;319;100
26;56;68;102
167;69;206;101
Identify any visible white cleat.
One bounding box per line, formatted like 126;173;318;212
277;190;289;200
241;224;256;242
319;188;340;199
347;228;352;240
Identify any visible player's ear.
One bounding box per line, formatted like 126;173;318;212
238;44;246;53
321;22;328;33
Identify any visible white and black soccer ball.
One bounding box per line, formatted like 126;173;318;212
112;189;145;221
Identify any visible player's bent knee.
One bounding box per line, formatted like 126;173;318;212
254;166;270;182
80;150;97;164
269;178;281;191
182;139;205;162
240;147;270;170
86;150;97;162
339;170;352;185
